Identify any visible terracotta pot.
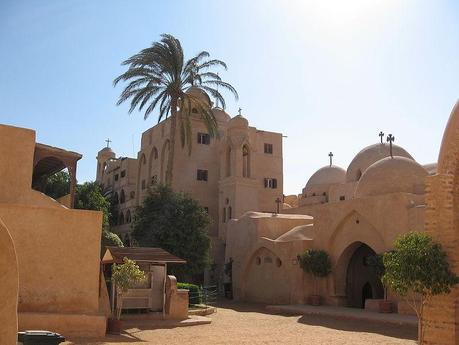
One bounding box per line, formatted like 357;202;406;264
378;300;393;313
107;317;122;334
310;295;321;306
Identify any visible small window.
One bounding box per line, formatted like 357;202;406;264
151;175;158;185
192;108;198;114
197;169;208;181
264;178;277;189
197;133;210;145
114;174;119;181
340;195;345;201
228;206;232;219
264;143;273;154
121;170;126;178
222;207;227;223
130;191;135;199
204;207;209;213
141;180;146;190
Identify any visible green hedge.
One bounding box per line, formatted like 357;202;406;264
177;283;202;305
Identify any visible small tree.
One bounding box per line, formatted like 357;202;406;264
111;257;146;320
383;232;459;343
298;249;331;298
132;184;211;279
367;253;387;299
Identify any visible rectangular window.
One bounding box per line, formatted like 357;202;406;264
141;179;146;190
197;132;210;145
340;196;346;201
264;143;273;154
114;174;119;181
121;170;126;178
204;207;209;213
264;178;277;189
197;169;208;181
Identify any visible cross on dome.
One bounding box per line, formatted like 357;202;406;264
105;138;112;148
328;152;334;166
386;134;395;158
379;131;385;144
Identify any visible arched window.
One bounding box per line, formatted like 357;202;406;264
120;189;126;204
228;206;232;220
242;145;250;178
226;147;231;177
160;140;170;183
113;192;119;204
119;212;125;225
126;210;132;223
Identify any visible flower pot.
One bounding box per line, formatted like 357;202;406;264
378;300;393;313
310;295;321;306
107;317;122;334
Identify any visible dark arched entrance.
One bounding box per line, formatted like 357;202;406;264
346;243;383;308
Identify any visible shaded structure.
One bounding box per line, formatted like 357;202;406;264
102;247;188;320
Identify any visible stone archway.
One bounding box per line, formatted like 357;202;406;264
0;217;19;344
345;243;384;308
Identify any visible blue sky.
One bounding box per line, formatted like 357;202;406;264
1;0;458;195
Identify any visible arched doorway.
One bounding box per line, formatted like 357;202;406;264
346;243;384;308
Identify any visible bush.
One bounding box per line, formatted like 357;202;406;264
177;283;202;305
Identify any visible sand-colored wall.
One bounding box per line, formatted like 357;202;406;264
0;217;19;345
0;124;106;337
422;101;459;345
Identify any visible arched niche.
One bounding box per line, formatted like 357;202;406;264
0;217;19;344
160;140;170;183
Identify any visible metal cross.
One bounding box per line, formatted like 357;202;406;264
328;152;334;166
238;108;242;115
275;197;282;214
386;134;395;158
379;131;385;144
105;138;112;148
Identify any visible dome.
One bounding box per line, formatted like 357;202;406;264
346;143;413;182
229;114;249;129
306;165;346;189
212;107;231;122
98;146;115;160
185;86;211;106
354;156;428;198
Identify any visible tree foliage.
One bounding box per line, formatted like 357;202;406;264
43;170;70;199
298;249;332;278
112;257;145;319
74;181;123;253
383;232;459;342
131;184;211;277
114;34;238;185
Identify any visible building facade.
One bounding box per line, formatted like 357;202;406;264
96;87;284;281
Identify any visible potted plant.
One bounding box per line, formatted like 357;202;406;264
108;257;146;334
298;249;331;306
367;253;393;313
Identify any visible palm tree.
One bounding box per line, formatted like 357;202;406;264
114;34;238;185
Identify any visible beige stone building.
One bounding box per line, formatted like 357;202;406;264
226;133;436;313
96;87;284;280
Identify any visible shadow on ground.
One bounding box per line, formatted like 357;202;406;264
218;299;417;341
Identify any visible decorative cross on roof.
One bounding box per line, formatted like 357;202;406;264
275;197;282;214
105;138;112;148
379;131;385;144
238;108;242;116
386;134;395;158
328;152;334;166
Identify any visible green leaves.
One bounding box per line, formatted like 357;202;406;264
112;257;146;293
298;249;332;278
131;184;211;277
383;232;459;297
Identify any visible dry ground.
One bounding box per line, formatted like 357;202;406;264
65;301;417;345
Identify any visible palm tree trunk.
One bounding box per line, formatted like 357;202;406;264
165;98;178;186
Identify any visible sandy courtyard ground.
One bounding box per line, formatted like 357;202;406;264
65;302;417;345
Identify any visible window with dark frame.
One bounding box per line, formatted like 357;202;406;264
264;143;273;154
204;207;209;213
114;174;119;181
121;170;126;178
264;178;277;189
141;179;146;190
197;169;208;181
340;195;346;201
197;132;210;145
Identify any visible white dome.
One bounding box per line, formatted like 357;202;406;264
347;143;413;182
354;156;427;198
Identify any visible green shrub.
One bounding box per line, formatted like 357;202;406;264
298;249;331;278
178;283;202;305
